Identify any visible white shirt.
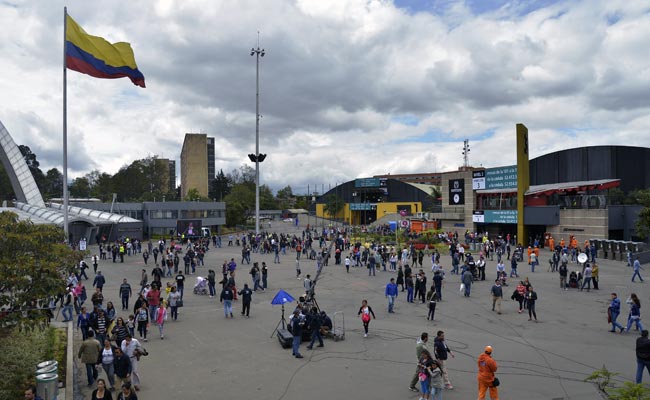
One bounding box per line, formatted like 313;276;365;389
121;338;141;359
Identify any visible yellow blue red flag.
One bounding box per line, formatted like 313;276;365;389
65;14;145;88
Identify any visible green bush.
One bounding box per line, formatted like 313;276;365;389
0;326;66;400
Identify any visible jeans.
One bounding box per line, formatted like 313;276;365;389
464;283;471;297
170;305;178;320
632;271;644;282
308;330;323;347
431;386;443;400
178;285;184;300
407;287;414;302
62;305;73;321
253;277;263;291
627;317;644;332
292;335;302;356
149;305;158;321
581;277;592;291
611;311;624;331
368;265;376;276
637;359;650;383
121;295;129;310
85;363;96;385
102;362;115;387
387;295;395;313
223;300;233;316
262;275;268;289
208;283;216;297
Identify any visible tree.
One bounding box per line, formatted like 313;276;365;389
185;188;209;202
228;165;255;185
632;189;650;239
323;194;345;220
224;183;255;226
41;168;63;200
211;169;232;201
0;211;80;330
277;185;293;199
68;176;91;198
19;145;45;191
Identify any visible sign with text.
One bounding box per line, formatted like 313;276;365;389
350;203;375;211
448;179;465;205
472;170;486;190
355;178;385;188
473;210;518;224
485;166;518;189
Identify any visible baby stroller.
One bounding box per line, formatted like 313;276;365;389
193;276;208;295
568;271;579;289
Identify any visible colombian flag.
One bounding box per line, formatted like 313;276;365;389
65;14;145;88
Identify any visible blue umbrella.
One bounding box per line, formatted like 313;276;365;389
270;289;295;336
271;289;295;305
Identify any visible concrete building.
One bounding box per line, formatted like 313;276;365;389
373;172;441;186
180;133;214;199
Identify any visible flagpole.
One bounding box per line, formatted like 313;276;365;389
63;7;69;243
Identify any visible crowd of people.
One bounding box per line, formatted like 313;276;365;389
49;226;647;400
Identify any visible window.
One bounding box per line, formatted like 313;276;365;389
150;210;178;219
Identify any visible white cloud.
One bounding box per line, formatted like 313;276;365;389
0;0;649;193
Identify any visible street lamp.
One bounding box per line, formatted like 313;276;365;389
250;37;266;234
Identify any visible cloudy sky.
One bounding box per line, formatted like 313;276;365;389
1;0;649;194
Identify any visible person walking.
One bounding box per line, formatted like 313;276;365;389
291;309;304;358
167;287;181;321
207;269;216;298
477;345;499;400
426;285;437;321
135;303;148;342
78;329;101;386
491;279;503;315
357;299;376;338
120;336;143;391
238;284;253;317
609;292;626;333
100;339;117;391
119;279;132;311
581;263;593;292
626;293;644;333
409;332;430;392
155;303;167;339
632;256;644;282
406;273;415;303
417;349;436;400
91;379;113;400
175;271;186;300
526;286;538;322
462;268;473;297
636;330;650;383
306;307;324;350
433;330;454;390
261;262;268;290
220;284;234;318
385;278;398;313
62;285;74;322
112;347;132;391
432;270;443;301
559;262;568;291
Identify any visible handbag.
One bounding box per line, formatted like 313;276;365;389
460;283;465;292
492;377;500;387
176;299;184;308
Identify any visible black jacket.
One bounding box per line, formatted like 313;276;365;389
220;287;234;302
238;287;253;303
637;336;650;361
113;354;132;378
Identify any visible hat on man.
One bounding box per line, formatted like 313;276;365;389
484;345;493;354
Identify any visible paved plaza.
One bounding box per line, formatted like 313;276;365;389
72;223;649;400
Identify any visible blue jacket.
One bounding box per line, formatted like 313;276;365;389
610;297;621;313
385;282;398;297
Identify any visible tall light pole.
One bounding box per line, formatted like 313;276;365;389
249;35;266;234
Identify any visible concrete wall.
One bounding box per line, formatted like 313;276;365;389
545;208;608;247
180;134;208;199
434;169;475;230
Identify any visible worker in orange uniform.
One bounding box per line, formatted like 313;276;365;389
533;246;540;260
527;246;532;265
560;238;565;248
548;236;554;251
477;345;499;400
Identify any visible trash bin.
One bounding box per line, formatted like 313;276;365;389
36;373;58;400
615;241;627;261
602;240;611;259
36;360;58;375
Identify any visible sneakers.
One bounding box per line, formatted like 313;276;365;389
295;354;304;358
143;338;148;342
445;384;454;390
408;386;419;392
161;335;164;340
364;333;368;338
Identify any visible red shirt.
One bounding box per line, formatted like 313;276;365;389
146;289;160;306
